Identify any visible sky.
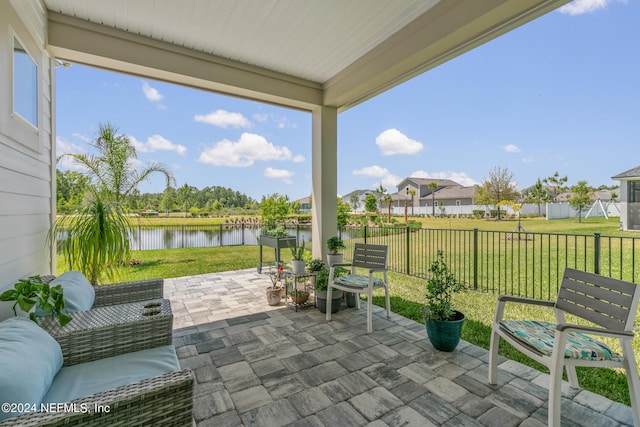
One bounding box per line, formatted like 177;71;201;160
55;0;640;203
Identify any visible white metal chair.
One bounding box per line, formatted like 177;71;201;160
488;267;640;426
326;243;390;334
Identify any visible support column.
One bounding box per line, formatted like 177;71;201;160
311;106;338;262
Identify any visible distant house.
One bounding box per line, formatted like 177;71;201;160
341;189;377;212
295;196;312;213
612;165;640;231
393;177;477;214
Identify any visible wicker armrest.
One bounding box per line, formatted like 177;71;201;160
39;299;173;366
94;278;164;307
0;369;194;427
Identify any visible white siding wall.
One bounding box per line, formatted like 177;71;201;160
0;1;54;320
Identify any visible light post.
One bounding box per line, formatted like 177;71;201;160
404;187;409;223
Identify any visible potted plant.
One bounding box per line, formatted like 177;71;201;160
307;258;325;287
290;238;306;275
0;276;72;327
326;235;346;266
314;265;344;314
289;288;310;305
421;250;466;351
258;193;296;273
265;265;285;306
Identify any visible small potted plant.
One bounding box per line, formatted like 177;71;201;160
289;288;310;305
421;250;466;351
307;258;324;287
290;238;306;275
326;235;346;266
314;265;346;314
265;264;285;306
0;276;72;326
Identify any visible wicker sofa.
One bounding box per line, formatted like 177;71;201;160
0;301;193;426
40;273;164;308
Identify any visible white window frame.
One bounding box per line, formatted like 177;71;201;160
12;34;38;130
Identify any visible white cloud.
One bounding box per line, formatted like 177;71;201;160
353;165;391;178
142;81;163;102
353;165;401;191
504;144;521;153
71;132;91;143
251;112;296;129
130;135;187;156
264;167;294;184
198;132;301;167
380;175;403;188
411;170;479;186
194;110;251;128
559;0;624;15
522;156;535;163
375;128;424;156
56;137;86;170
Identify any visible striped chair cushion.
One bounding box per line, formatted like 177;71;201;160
334;274;385;289
499;320;622;362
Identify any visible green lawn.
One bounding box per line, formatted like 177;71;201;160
55;216;638;406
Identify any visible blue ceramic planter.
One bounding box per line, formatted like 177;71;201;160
425;311;465;352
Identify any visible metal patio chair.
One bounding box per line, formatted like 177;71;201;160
326;243;390;334
489;267;640;426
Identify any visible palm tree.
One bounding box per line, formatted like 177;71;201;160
67;123;175;206
408;188;416;216
383;193;393;223
51;190;131;285
178;183;196;217
428;182;439;217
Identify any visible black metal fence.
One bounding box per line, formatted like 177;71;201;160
56;223;640;299
342;226;640;300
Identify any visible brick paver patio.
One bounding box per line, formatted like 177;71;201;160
165;269;634;427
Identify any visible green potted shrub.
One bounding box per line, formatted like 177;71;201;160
421;250;466;352
0;276;72;326
290;238;306;275
307;258;325;287
313;265;344;314
326;235;346;266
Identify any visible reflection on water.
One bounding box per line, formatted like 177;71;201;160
57;225;314;251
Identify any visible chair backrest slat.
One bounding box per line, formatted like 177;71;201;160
556;268;640;332
351;244;388;270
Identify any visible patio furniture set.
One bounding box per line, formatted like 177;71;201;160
1;246;638;427
0;271;194;426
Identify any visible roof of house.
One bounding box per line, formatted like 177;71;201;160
400;177;460;189
342;189;375;199
612;165;640;180
432;185;477;199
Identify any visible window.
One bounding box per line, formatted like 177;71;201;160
13;37;38;128
456;200;461;206
629;181;640;203
434;201;439;207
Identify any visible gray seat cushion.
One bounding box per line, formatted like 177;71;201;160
43;345;180;404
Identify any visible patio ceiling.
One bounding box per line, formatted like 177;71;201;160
44;0;570;111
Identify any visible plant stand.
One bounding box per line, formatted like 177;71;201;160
286;272;314;312
258;235;297;273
